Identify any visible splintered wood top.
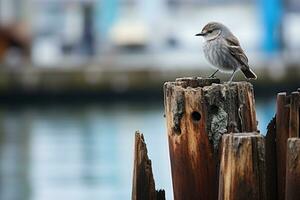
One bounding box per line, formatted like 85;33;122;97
174;77;220;88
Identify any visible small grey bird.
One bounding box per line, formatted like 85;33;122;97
195;22;257;82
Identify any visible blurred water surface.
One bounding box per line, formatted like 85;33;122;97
0;99;274;200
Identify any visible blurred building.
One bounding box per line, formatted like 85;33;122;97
0;0;299;68
0;0;31;65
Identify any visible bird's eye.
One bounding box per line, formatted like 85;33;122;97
208;30;213;33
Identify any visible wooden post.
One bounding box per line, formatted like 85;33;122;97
289;92;299;137
275;90;300;200
276;92;290;200
164;77;257;200
132;131;165;200
265;117;278;200
218;133;266;200
285;138;300;200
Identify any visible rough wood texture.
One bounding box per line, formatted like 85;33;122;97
285;138;300;200
164;77;257;200
218;133;266;200
265;117;278;200
289;92;300;137
132;131;165;200
273;89;300;200
276;92;290;200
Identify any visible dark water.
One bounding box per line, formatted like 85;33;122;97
0;99;275;200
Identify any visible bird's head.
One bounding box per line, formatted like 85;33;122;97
195;22;226;41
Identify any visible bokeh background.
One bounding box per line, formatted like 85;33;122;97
0;0;299;200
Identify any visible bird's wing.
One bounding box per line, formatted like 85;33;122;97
225;35;249;67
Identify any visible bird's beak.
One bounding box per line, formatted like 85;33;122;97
195;32;205;36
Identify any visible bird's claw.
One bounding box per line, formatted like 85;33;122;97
208;69;219;79
208;74;217;79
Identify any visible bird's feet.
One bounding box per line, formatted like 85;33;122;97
208;74;217;79
208;69;219;79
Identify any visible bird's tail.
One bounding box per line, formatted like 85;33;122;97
241;68;257;80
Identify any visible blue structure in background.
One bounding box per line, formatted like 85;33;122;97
259;0;283;54
95;0;119;38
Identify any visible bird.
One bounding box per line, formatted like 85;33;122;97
195;22;257;82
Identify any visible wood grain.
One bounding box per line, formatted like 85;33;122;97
285;138;300;200
276;92;290;200
132;131;165;200
164;77;257;200
218;133;266;200
265;117;278;200
289;92;300;137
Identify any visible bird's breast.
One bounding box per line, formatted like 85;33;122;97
203;39;223;67
203;39;239;72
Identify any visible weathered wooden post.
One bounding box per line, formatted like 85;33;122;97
285;89;300;200
164;77;257;200
265;117;278;200
132;131;165;200
276;92;290;200
289;92;299;137
285;138;300;200
218;133;266;200
275;90;300;200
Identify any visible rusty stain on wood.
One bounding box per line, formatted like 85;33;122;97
131;79;299;200
218;133;266;200
164;77;257;200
